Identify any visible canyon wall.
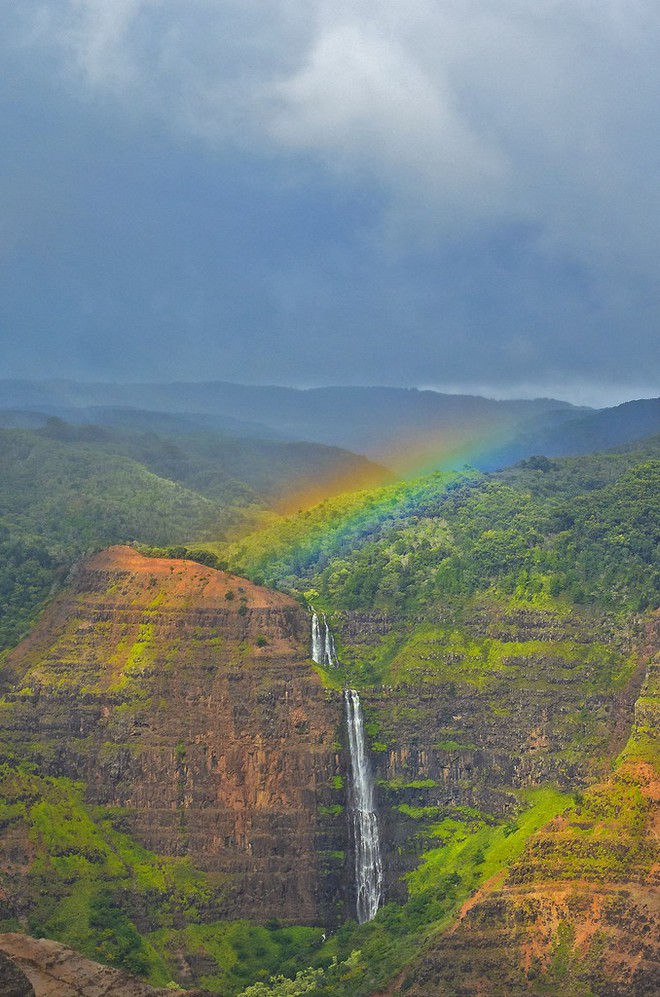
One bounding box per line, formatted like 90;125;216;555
388;617;660;997
1;548;346;926
333;608;646;901
0;549;650;950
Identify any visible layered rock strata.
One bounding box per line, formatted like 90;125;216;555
333;608;647;899
388;619;660;996
1;548;345;924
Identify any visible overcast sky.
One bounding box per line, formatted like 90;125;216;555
1;1;658;406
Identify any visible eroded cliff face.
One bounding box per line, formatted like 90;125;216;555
1;547;346;925
388;618;660;997
333;607;647;901
0;550;654;994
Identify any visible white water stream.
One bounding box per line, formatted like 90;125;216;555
310;612;383;921
310;610;338;668
311;610;324;664
344;689;383;923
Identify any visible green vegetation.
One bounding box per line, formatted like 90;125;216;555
150;921;325;994
0;425;656;995
0;427;227;555
0;759;326;993
0;535;56;651
220;443;660;613
0;765;173;982
382;626;634;693
230;790;575;997
406;787;571;895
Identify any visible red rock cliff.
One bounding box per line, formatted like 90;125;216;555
3;547;346;925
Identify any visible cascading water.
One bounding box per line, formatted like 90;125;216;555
344;688;383;923
310;610;339;668
311;610;324;665
323;615;339;668
310;613;383;921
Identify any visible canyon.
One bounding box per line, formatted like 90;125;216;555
0;546;657;994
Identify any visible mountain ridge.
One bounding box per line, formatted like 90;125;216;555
0;379;581;465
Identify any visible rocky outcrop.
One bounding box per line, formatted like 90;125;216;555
0;934;198;996
1;548;346;925
0;948;35;997
391;764;659;996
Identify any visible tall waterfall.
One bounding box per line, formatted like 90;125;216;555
344;689;383;923
310;611;338;668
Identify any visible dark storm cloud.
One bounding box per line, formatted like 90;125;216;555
1;1;658;404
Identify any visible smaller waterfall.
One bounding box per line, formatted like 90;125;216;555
311;610;324;664
344;689;383;923
323;615;339;668
310;610;339;668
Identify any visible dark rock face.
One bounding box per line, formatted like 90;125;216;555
389;624;660;997
334;609;647;900
0;950;35;997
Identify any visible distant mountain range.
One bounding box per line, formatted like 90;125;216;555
485;396;660;469
1;379;658;471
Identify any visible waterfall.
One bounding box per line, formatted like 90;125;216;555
311;615;383;920
310;611;339;668
344;688;383;923
311;610;324;664
323;615;339;668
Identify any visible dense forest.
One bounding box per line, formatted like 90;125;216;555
220;436;660;613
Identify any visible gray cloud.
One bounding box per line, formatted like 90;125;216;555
1;2;658;402
18;1;659;261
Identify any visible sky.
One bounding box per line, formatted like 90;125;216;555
1;1;658;407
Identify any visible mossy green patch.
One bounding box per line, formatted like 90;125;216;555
149;921;324;995
407;787;573;896
0;763;222;987
384;626;633;692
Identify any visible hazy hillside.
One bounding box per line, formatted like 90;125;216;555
486;396;660;468
0;379;580;465
5;379;658;477
32;416;389;509
0;404;293;442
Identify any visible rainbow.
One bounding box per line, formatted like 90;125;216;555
274;418;515;516
227;420;519;584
